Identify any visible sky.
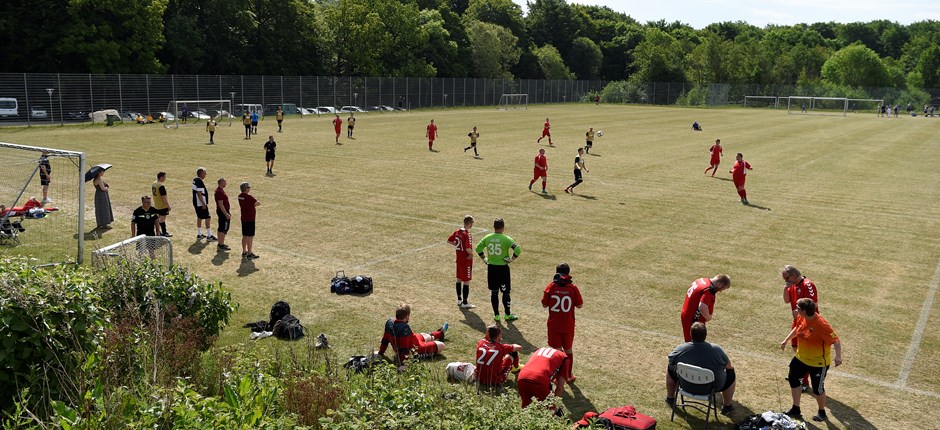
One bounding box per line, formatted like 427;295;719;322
512;0;940;29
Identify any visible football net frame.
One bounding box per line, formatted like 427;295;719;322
847;98;886;115
743;96;781;109
497;94;528;110
787;96;851;117
92;234;173;269
0;142;86;264
164;100;233;129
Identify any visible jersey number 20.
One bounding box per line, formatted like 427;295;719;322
550;295;572;313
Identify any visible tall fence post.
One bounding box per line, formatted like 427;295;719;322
146;74;151;114
57;74;63;126
89;74;94;115
23;73;30;127
118;74;123;113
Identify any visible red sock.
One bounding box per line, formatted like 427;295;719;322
741;189;747;199
737;189;746;199
541;180;546;190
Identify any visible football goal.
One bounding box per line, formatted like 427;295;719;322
0;142;86;264
497;94;528;110
164;100;233;129
847;98;886;115
743;96;781;108
787;96;850;116
92;234;173;269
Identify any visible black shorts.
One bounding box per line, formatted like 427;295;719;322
251;121;258;127
265;152;276;162
155;208;169;216
347;125;354;129
277;119;283;124
194;206;210;219
241;220;256;237
585;140;593;147
40;175;50;186
486;264;511;292
573;169;583;181
216;214;230;233
788;357;829;395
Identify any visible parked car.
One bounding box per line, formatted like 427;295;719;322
316;106;338;114
297;107;314;115
64;111;88;121
121;111;142;122
30;106;48;119
159;112;177;121
339;106;366;113
188;109;211;120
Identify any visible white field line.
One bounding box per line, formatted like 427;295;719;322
895;256;940;387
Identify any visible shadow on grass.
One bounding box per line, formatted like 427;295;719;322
535;191;557;200
712;177;734;182
188;240;208;255
746;202;772;211
588;153;601;157
562;382;598;423
826;397;876;429
501;320;538;355
237;258;259;277
458;306;487;333
75;225;112;241
211;248;231;266
574;194;597;200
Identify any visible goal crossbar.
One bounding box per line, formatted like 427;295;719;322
497;94;528;110
165;99;233;129
786;96;849;117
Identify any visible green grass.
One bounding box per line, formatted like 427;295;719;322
2;104;939;429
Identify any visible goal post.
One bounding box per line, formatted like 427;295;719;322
0;142;86;264
497;94;528;110
92;234;173;269
787;96;849;117
164;100;233;129
743;96;781;108
847;98;885;115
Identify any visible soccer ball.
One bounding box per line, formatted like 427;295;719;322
596;130;604;137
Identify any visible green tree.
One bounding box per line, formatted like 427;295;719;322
535;44;575;79
419;9;465;78
916;45;940;89
821;43;892;87
629;27;686;83
464;20;520;78
567;37;602;80
526;0;581;59
59;0;168;73
465;0;526;42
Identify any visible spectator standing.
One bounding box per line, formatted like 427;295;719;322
131;195;161;237
151;172;172;237
782;265;820;390
780;298;843;422
192;168;216;241
238;182;260;259
214;178;232;252
39;151;52;204
93;169;113;228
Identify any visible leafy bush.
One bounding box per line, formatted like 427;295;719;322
0;258;105;412
600;80;649;104
675;85;710;106
96;260;237;346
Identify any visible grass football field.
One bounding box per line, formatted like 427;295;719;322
2;104;939;429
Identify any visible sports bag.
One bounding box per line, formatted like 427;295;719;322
597;405;656;430
350;275;373;294
331;271;352;294
269;301;291;330
273;314;305;340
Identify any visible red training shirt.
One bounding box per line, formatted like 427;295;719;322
237;192;257;221
541;275;583;333
427;123;438;139
534;153;547;171
474;338;516;385
787;277;819;312
681;277;717;323
731;160;751;182
447;228;472;257
518;347;569;384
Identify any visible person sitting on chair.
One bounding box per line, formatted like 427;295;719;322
376;303;448;370
665;322;736;416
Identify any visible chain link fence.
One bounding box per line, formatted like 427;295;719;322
0;73;607;126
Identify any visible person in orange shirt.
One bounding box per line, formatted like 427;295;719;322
779;298;843;422
781;264;819;391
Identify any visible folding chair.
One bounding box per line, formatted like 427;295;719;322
670;362;719;429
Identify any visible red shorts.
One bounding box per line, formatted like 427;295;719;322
733;177;746;188
480;356;516;386
547;330;574;351
532;170;546;180
518;378;550;408
334;126;341;134
710;157;720;166
541;129;551;137
681;316;695;342
413;333;441;355
456;257;472;282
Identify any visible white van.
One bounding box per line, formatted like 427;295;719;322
0;98;18;117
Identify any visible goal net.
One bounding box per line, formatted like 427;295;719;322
92;234;173;269
164;100;233;129
787;97;849;116
497;94;528;110
0;142;86;264
743;96;780;108
847;99;885;115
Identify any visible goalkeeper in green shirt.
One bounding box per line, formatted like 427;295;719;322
475;218;521;321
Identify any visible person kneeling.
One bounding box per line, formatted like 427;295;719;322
474;325;522;387
518;346;569;408
665;322;736;416
376;303;448;370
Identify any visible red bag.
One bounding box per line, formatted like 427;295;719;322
597;405;657;430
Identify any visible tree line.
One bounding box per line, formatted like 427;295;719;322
3;0;940;92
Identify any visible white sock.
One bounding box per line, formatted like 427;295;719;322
206;228;213;236
197;228;203;236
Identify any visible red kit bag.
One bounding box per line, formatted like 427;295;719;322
597;405;657;430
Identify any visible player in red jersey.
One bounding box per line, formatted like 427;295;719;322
781;265;819;390
517;346;570;408
541;263;583;381
447;215;476;309
376;304;448;368
704;138;723;176
537;117;553;146
680;274;731;342
474;324;521;387
332;114;342;144
529;148;548;194
729;153;753;204
426;119;438;151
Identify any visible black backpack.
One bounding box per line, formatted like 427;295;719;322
331;271;352;294
269;301;291;330
273;314;305;340
350;275;373;294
